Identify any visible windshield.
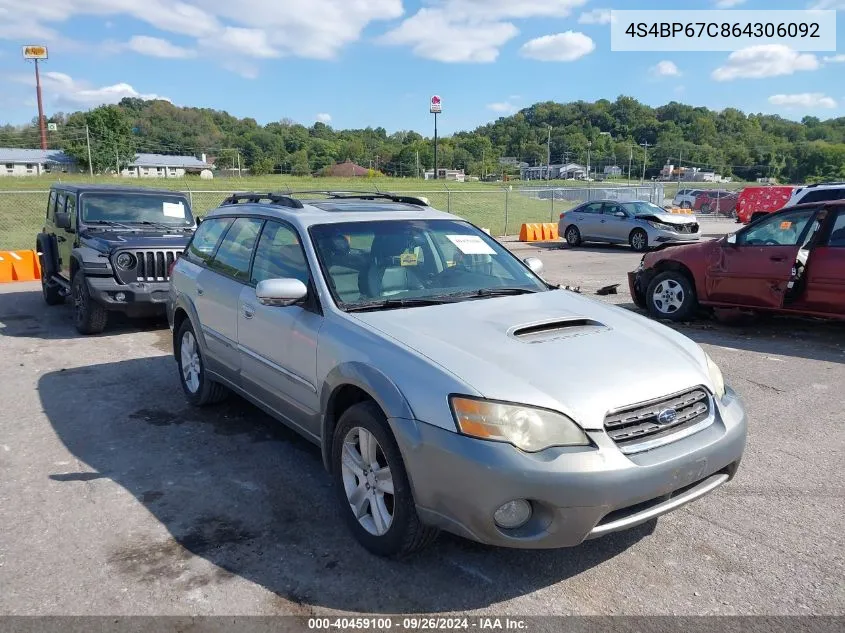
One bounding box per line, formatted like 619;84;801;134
80;192;194;227
310;219;548;310
624;201;668;217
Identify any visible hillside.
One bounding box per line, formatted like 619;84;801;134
1;96;843;183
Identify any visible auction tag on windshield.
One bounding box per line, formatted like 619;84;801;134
400;253;418;266
162;201;185;218
780;221;792;230
446;234;496;255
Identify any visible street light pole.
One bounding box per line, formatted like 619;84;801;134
586;141;592;182
546;125;551;182
640;142;649;184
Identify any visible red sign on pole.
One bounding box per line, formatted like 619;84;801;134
430;95;442;114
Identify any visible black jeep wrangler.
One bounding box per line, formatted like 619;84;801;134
37;184;196;334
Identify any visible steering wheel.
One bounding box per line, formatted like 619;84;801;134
424;265;465;288
762;239;781;246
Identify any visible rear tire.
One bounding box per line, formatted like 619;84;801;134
175;319;228;406
680;201;692;209
72;272;107;334
331;401;438;558
646;271;697;321
629;228;649;252
564;225;581;247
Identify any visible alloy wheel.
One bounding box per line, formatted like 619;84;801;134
341;427;395;536
180;331;201;394
631;232;647;251
652;279;685;315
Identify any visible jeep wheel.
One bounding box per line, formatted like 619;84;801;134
646;271;697;321
176;319;228;406
40;255;63;306
331;401;438;558
72;272;108;334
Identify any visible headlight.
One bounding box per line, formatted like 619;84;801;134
450;396;589;452
647;221;675;231
115;252;136;269
705;354;726;400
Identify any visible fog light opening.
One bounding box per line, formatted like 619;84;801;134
493;499;532;529
115;292;126;302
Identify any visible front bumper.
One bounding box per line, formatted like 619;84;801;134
649;227;702;244
628;269;652;309
391;387;746;549
85;276;170;316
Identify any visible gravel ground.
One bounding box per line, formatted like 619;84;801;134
0;226;842;616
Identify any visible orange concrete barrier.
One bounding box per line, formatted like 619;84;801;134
0;250;41;283
518;223;559;242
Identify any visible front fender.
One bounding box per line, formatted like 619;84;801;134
71;246;113;277
319;362;416;470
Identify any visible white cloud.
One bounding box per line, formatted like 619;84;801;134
380;0;586;62
126;35;196;59
808;1;845;9
520;31;595;62
578;8;613;24
316;113;332;123
823;54;845;63
487;100;519;114
14;71;169;108
714;0;746;7
768;93;838;109
205;27;281;58
651;60;681;77
712;45;819;81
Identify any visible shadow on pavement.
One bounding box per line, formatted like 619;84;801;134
39;356;654;613
0;288;168;340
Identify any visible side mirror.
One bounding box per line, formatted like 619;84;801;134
195;216;203;225
725;234;738;246
256;278;308;307
614;211;626;218
55;211;71;230
523;257;544;275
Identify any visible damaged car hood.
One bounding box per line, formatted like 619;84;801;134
639;211;697;224
351;290;714;430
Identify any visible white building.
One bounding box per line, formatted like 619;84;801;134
521;163;586;180
604;165;622;177
0;148;79;176
424;168;465;182
122;153;211;178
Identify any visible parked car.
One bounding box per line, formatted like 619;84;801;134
735;186;795;224
673;189;705;208
37;184;196;334
168;191;747;557
559;199;701;252
693;191;738;216
629;201;845;321
785;182;845;208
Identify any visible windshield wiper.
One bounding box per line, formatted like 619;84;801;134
85;220;136;230
447;287;541;299
344;297;457;312
126;220;190;231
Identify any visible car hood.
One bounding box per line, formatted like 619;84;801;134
639;211;697;224
644;237;718;266
351;290;713;430
80;229;193;251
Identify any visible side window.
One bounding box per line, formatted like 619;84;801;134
251;221;310;285
65;196;76;227
602;204;624;215
579;202;603;214
827;211;845;247
186;218;233;265
800;189;845;204
738;209;817;247
208;217;264;281
46;190;56;220
56;193;66;219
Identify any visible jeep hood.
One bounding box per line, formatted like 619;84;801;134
351;290;714;430
81;229;193;251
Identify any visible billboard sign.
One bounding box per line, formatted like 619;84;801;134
430;95;442;114
22;45;48;59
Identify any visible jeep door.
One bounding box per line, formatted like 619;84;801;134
705;207;821;308
53;191;75;278
237;220;323;439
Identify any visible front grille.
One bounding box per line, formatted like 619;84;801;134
605;387;711;452
675;223;699;234
113;250;181;283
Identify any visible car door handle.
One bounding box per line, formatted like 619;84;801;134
770;256;786;262
242;304;255;319
600;219;606;223
196;285;204;295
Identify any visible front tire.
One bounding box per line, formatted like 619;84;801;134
72;272;107;334
175;319;228;406
564;225;582;247
629;228;649;252
331;401;438;558
646;271;697;321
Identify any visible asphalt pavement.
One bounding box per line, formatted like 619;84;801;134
0;232;842;616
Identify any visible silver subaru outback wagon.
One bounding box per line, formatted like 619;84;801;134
167;191;747;557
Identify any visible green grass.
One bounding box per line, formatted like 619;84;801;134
0;174;747;251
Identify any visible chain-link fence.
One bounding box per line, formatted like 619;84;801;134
0;183;743;251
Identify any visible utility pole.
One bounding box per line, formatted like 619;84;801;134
237;151;242;178
640;142;650;184
677;147;683;187
415;150;420;179
34;58;47;150
546;125;552;182
115;147;120;175
586;141;592;182
628;144;633;185
85;125;94;178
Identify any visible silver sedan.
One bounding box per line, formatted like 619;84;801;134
559;200;702;252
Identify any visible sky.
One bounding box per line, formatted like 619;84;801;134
0;0;843;135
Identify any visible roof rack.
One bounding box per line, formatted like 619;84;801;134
284;190;430;207
804;182;845;188
220;192;304;209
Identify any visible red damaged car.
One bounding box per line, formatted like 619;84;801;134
628;201;845;321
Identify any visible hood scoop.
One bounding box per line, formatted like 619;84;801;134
510;318;608;343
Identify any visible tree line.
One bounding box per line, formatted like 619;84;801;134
1;95;843;183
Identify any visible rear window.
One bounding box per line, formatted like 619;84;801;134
799;189;845;204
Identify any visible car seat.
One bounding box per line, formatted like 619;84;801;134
361;233;425;297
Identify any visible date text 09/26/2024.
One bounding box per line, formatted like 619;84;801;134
308;618;528;630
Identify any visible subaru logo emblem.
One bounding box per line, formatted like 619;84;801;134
656;408;677;425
